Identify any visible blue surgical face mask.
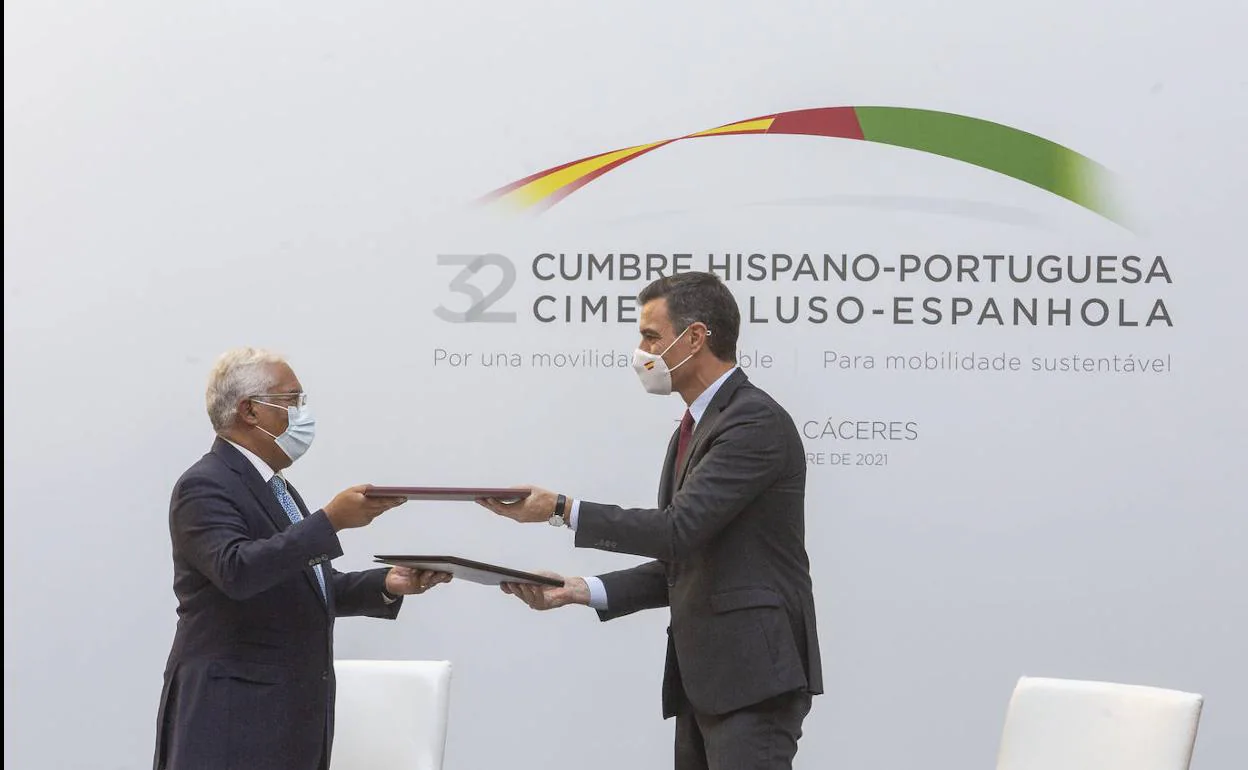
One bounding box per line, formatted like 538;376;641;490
252;400;316;462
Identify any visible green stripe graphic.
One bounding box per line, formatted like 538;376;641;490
854;107;1121;224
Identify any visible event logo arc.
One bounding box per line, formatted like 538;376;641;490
480;106;1121;224
435;105;1163;329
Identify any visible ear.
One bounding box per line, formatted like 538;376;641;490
689;322;712;354
237;398;260;426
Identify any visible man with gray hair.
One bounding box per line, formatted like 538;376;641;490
153;347;451;770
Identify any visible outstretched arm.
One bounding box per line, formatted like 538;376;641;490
499;560;668;621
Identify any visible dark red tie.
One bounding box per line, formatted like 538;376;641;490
675;409;695;472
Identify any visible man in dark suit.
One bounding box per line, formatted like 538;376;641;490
153;348;452;770
478;272;822;770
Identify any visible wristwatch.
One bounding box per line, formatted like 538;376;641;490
548;493;568;527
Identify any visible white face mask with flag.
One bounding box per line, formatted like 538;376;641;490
632;326;697;396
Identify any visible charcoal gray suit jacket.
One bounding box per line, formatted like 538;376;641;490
575;369;823;717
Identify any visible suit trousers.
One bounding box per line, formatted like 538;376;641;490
674;689;812;770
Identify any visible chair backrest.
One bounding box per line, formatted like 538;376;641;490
330;659;453;770
996;676;1203;770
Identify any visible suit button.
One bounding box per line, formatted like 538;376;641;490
321;670;328;680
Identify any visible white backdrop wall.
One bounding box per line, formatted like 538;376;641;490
5;2;1246;769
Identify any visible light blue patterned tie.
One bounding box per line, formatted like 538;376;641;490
269;474;327;601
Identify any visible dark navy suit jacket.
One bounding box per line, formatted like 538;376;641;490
153;438;401;770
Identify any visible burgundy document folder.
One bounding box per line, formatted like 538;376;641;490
362;486;531;502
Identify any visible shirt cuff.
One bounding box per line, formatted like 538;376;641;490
583;575;608;610
569;499;581;530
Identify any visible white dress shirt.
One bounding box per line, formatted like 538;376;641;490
572;366;739;609
223;438;279;483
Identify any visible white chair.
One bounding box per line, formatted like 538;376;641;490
996;675;1203;770
330;659;453;770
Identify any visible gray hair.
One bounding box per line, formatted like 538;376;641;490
205;347;286;432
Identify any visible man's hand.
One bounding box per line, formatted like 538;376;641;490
476;485;556;524
323;485;406;531
500;571;589;610
385;566;453;596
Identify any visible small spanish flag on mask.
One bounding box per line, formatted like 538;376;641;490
644;361;656;370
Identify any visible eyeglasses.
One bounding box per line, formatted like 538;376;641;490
251;392;308;407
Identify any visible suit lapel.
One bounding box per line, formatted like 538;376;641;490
658;426;680;506
675;408;725;489
674;369;748;491
214;438;294;534
213;438;328;608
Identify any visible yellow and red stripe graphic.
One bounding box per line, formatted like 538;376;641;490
481;106;1121;223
